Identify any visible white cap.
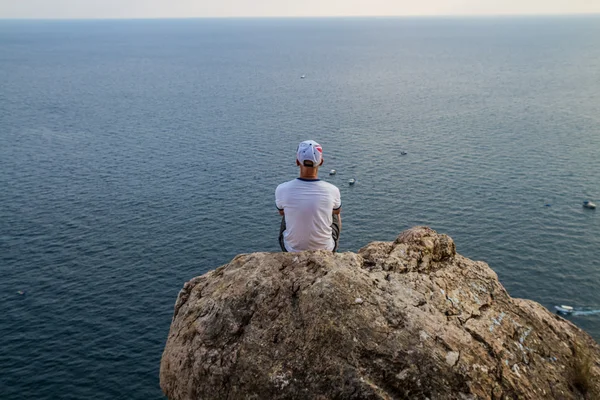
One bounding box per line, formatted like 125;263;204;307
296;140;323;167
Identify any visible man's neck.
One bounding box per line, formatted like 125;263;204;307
299;166;319;180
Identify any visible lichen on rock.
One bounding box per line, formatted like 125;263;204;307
160;226;600;399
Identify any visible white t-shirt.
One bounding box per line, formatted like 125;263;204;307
275;178;342;252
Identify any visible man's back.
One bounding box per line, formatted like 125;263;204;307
276;178;341;252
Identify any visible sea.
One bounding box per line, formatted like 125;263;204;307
1;16;599;399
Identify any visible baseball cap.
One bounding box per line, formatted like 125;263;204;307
297;140;323;167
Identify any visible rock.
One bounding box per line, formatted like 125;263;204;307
446;351;460;367
160;226;600;400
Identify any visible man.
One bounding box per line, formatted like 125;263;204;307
276;140;342;252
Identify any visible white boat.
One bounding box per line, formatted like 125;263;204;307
348;178;356;185
329;169;337;175
555;305;574;315
583;201;596;209
300;75;305;79
400;151;407;155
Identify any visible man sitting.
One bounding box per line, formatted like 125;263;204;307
275;140;342;252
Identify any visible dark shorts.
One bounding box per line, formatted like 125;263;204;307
279;214;340;252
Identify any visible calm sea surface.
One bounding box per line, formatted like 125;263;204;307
1;16;599;399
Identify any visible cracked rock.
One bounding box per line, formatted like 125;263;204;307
160;226;600;400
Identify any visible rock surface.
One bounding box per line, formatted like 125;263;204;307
160;227;600;399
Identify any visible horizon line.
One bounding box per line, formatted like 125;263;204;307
1;12;599;21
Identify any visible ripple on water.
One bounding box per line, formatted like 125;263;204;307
1;17;600;400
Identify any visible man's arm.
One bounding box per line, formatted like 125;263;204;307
275;184;285;216
333;184;342;232
333;208;341;231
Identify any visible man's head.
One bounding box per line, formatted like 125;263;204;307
296;140;323;168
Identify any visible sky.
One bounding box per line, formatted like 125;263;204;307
0;0;599;19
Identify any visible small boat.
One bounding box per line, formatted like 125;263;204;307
348;178;356;185
555;305;574;315
400;151;407;155
300;75;305;79
583;201;596;209
329;169;337;175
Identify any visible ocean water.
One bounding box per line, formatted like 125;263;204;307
1;16;599;399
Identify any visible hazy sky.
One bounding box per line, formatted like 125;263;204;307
1;0;599;19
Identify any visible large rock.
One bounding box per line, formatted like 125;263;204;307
160;227;600;399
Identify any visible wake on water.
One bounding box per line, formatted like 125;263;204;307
570;309;600;316
555;306;600;316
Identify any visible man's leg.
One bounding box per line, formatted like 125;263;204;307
331;213;341;252
278;216;287;252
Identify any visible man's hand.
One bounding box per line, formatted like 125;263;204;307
279;209;285;216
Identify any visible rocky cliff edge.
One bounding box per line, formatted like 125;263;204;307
160;227;600;399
